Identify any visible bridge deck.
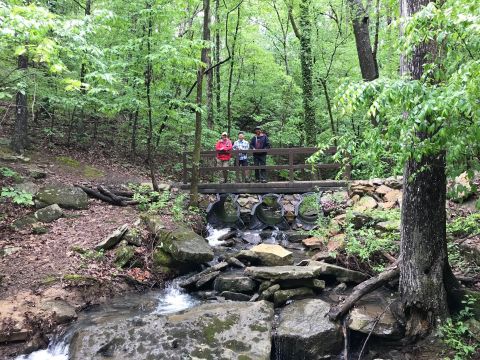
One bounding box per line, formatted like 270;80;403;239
179;180;348;194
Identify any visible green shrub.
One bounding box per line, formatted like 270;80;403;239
0;187;34;206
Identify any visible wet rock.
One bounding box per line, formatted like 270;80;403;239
353;196;378;212
220;291;251;301
259;284;280;301
273;287;314;307
34;204;63;223
347;290;404;339
157;228;214;265
226;256;246;268
40;299;77;324
273;299;342;359
310;251;335;262
196;271;221;288
286;232;310;243
70;301;274;360
94;224;129;251
214;274;257;294
35;185;88;209
179;262;229;289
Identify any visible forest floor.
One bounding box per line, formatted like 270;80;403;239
0;140;182;358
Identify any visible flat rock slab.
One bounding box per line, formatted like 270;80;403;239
214;273;257;294
249;244;293;266
95;224;129;251
70;301;274;360
273;299;342;359
245;262;367;284
245;265;322;281
35;185;88;209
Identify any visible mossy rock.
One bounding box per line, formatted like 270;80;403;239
115;244;135;268
157;228;214;264
36;185;88;210
56;156;81;168
83;165;104;179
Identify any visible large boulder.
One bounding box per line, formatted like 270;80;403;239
157;228;214;265
273;299;343;359
69;301;274;360
35;185;88;210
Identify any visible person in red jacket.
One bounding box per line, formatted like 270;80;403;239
215;132;233;183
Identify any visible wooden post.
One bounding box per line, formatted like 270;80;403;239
289;151;294;183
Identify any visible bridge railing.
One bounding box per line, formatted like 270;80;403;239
182;146;350;184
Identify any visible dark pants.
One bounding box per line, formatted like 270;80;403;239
253;154;267;181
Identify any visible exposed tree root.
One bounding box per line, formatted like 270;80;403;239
328;262;400;321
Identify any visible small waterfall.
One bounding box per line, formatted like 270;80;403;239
15;334;69;360
154;278;199;314
205;224;232;246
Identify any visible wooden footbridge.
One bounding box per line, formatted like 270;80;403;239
179;147;350;194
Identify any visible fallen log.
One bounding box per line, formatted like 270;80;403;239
98;185;125;205
328;261;400;321
75;185;117;204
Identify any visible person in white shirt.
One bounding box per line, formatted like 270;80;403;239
233;131;251;182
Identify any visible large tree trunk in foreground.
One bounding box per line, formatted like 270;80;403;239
399;0;458;337
11;54;29;154
190;0;211;205
348;0;379;81
400;152;450;336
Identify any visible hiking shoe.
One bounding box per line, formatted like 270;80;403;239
261;179;267;183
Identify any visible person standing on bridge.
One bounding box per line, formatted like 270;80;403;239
233;131;251;183
250;126;270;183
215;132;233;183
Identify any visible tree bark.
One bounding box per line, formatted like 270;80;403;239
290;1;316;146
347;0;379;81
11;54;29;154
214;0;221;117
399;0;458;337
206;3;214;129
190;0;211;205
226;6;240;136
145;1;159;192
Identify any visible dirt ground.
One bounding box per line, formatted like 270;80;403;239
0;141;171;358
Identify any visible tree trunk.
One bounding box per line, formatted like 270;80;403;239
130;108;139;158
214;0;221;119
347;0;379;81
206;3;213;129
319;79;337;146
190;0;211;205
226;6;240;136
298;0;316;146
145;1;159;192
11;54;29;154
399;0;458;337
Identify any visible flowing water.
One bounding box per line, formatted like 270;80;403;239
16;227;308;360
16;277;199;360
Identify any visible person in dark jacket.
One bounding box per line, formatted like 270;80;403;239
250;126;271;183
